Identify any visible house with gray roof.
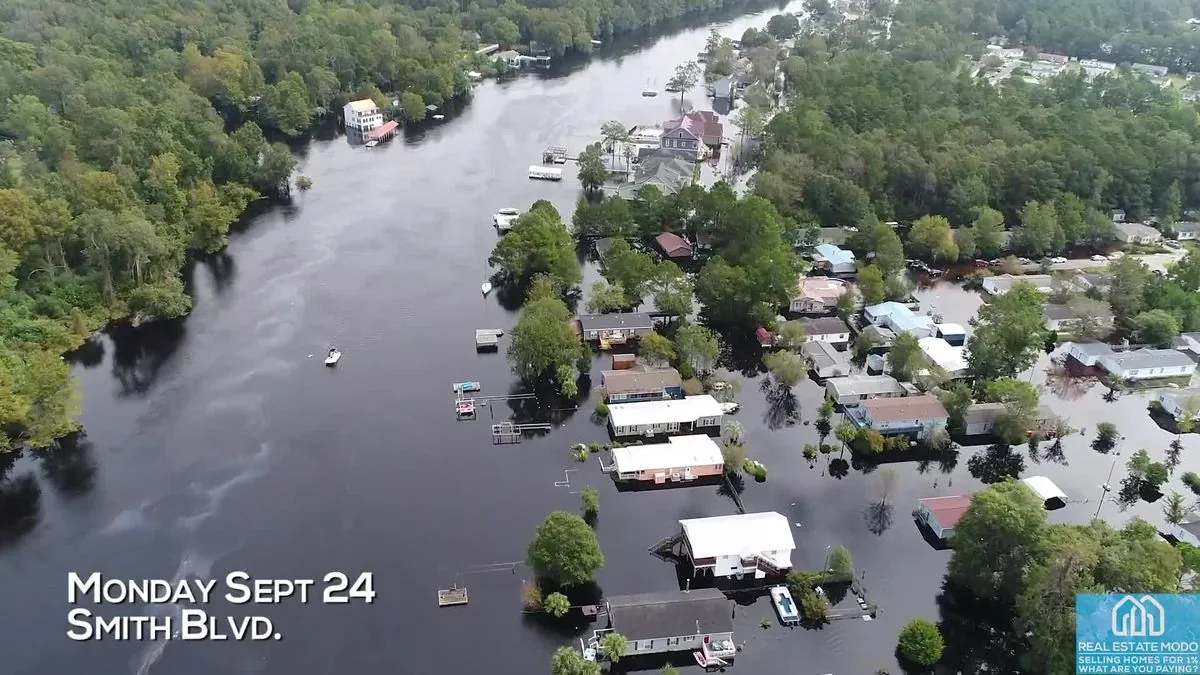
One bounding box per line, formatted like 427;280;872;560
798;317;851;345
1176;332;1200;353
588;588;734;659
824;374;908;405
1066;341;1114;367
1115;221;1162;244
963;402;1058;437
576;312;657;340
712;76;735;105
601;368;684;402
981;274;1055;296
1044;303;1113;332
1097;348;1197;380
613;153;695;200
802;340;851;379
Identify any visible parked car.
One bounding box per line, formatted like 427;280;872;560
973;259;990;267
1017;257;1033;265
1050;256;1067;264
1091;254;1108;262
1109;251;1125;259
1165;240;1181;248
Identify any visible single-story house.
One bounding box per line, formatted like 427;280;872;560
798;317;851;345
1112;209;1127;223
678;512;795;578
613;153;695;199
981;274;1055;296
577;312;657;341
1177;221;1199;241
824;374;907;405
589;588;734;660
1155;388;1200;419
1097;349;1198;381
1043;303;1114;332
1021;475;1067;509
864;302;936;338
915;495;972;540
860;325;896;352
845;394;949;439
1065;341;1114;367
1173;511;1200;547
608;395;725;438
790;276;849;314
918;337;968;379
1176;332;1200;354
935;323;966;347
1072;272;1109;292
655;232;694;260
601;368;684;403
608;435;724;483
712;76;735;105
812;244;856;276
1115;221;1162;244
963;402;1058;437
802;341;852;379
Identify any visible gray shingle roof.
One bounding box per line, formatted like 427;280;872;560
602;368;682;394
826;375;904;397
799;317;850;336
578;312;656;332
802;340;848;369
1104;348;1195;370
607;588;732;639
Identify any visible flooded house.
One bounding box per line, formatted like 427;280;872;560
1065;341;1113;367
606;434;724;483
584;588;735;662
824;374;909;405
343;99;384;133
934;323;967;347
790;276;849;314
1177;221;1199;241
607;395;725;438
1044;303;1113;332
1097;348;1197;380
659;114;707;160
845;395;949;440
915;494;972;540
812;243;856;276
1173;511;1200;546
918;337;968;379
1155;388;1200;418
798;317;851;345
601;368;684;403
577;312;657;342
963;402;1058;437
662;512;795;579
654;232;694;261
1021;476;1068;509
612;153;695;199
981;274;1055;296
864;302;936;338
802;340;852;379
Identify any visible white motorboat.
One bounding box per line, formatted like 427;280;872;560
721;402;740;414
433;114;445;120
481;281;493;296
493;208;521;230
364;140;379;148
324;348;342;366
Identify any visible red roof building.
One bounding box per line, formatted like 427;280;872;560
916;495;972;540
683;111;723;148
655;232;694;259
365;120;399;141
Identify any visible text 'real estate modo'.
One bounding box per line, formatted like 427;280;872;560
66;571;376;641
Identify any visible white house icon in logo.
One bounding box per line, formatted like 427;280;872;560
1112;595;1166;637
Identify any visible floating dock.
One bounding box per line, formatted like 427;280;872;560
437;587;469;607
542;145;568;164
476;329;503;350
492;422;553;444
528;165;563;181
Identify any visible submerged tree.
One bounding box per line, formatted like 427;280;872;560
527;511;605;587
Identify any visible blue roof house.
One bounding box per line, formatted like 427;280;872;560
864;302;936;338
813;244;856;276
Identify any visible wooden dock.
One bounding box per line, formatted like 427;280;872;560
492;422;553;444
437;586;469;607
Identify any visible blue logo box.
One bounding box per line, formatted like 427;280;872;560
1076;594;1200;674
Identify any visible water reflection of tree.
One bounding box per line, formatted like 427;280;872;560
108;319;187;397
934;583;1021;675
967;444;1026;484
864;501;894;535
35;433;97;497
1042;361;1094;401
760;378;798;430
827;457;850;479
0;465;42;547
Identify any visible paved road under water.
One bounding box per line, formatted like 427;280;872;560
2;4;1198;673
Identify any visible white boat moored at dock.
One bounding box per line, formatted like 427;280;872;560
493;207;521;231
770;585;800;624
528;165;563;181
481;281;492;295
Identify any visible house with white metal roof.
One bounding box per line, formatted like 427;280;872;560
981;274;1055;296
674;512;795;579
935;323;966;346
813;244;856;276
607;435;724;483
1097;349;1197;380
864;302;936;338
918;337;968;378
1065;341;1114;367
608;396;725;438
1021;476;1067;509
824;374;907;405
1115;221;1162;244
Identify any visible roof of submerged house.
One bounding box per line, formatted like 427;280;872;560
825;374;905;397
577;312;656;331
601;368;683;394
799;317;851;336
1103;348;1196;371
607;588;732;639
918;495;973;528
861;395;948;422
610;435;723;474
814;243;855;266
655;232;693;258
680;512;795;559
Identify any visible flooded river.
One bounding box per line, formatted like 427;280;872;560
2;4;1198;674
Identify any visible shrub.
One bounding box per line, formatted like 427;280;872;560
897;618;945;666
803;444;819;460
1183;471;1200;497
571;445;589;462
760;618;772;629
798;587;829;623
828;545;854;576
521;580;544;610
679;362;695;379
544;591;570;618
580;488;600;517
595;402;609;417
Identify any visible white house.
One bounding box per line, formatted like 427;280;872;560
918;337;968;378
1155;388;1200;419
824;374;908;405
1177;222;1199;241
813;243;856;276
798;317;851;345
935;323;966;346
864;302;936;338
1044;303;1114;332
845;394;949;439
607;396;725;438
963;402;1058;437
1115;221;1162;244
802;340;851;379
981;274;1055;296
608;435;724;484
1065;341;1114;367
1097;349;1198;381
343;99;384;132
588;589;735;661
1021;476;1068;509
677;512;795;578
1174;511;1200;546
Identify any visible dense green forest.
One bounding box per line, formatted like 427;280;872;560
895;0;1200;71
760;37;1200;240
0;0;775;451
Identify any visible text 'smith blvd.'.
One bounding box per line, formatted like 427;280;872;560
66;571;376;641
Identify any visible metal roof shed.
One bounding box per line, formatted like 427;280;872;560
1021;476;1067;509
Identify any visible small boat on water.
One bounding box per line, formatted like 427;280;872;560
770;585;800;625
721;401;740;414
324;348;342;366
641;79;658;96
365;139;379;148
454;381;481;393
433;114;445;120
481;281;493;296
